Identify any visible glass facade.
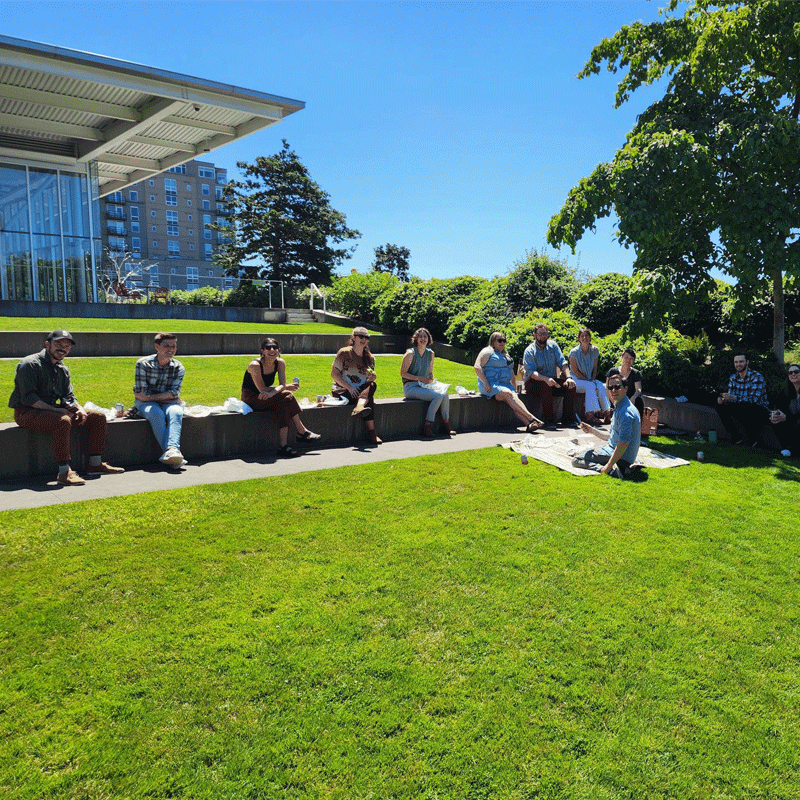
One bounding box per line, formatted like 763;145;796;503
0;157;101;302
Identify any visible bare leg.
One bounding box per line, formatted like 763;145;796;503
279;427;289;446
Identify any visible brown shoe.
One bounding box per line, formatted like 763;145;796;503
86;462;125;476
57;469;85;486
440;420;457;436
367;429;382;445
423;421;436;438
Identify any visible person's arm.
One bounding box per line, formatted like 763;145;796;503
246;360;273;400
133;359;178;403
474;348;491;393
428;352;435;382
590;351;598;381
557;347;574;385
332;352;359;398
579;421;609;441
569;355;588;381
163;362;185;402
274;359;287;393
600;440;630;475
400;350;424;383
632;377;643;402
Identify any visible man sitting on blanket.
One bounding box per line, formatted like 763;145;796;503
572;369;641;478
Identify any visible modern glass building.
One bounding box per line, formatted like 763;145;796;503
1;159;100;301
0;35;304;303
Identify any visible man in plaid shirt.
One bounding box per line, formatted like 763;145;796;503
716;353;769;446
134;332;186;468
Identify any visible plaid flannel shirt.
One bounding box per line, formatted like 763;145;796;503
727;369;768;408
134;354;184;398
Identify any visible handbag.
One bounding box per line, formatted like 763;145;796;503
641;406;659;436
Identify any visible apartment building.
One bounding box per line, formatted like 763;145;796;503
102;159;238;292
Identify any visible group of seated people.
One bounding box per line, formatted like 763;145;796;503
716;353;800;457
474;323;644;428
9;326;799;485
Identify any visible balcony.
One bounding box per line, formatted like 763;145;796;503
107;226;127;236
106;194;126;204
106;208;126;220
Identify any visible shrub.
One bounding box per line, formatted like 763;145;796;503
224;283;278;308
505;308;583;365
376;276;488;341
568;272;632;336
325;271;399;324
504;249;578;314
445;278;516;354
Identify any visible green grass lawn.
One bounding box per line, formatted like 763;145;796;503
0;356;478;423
0;315;374;334
2;442;799;799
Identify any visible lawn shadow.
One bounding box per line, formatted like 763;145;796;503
652;436;800;474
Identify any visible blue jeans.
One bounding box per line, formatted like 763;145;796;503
403;383;450;422
135;400;184;452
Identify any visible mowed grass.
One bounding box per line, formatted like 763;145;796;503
0;356;477;422
1;442;799;799
0;315;374;334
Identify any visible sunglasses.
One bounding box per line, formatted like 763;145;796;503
356;334;370;339
789;370;800;376
263;345;279;350
496;338;506;343
607;384;625;391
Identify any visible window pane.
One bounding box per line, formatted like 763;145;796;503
59;170;91;237
0;163;30;233
29;168;61;236
33;234;64;301
2;230;33;299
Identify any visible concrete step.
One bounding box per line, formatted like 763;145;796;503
286;309;316;323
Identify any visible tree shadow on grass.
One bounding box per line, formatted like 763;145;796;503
652;437;800;479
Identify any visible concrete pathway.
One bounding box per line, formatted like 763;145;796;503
0;426;575;513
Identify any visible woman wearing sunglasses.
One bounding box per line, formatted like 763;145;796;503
331;327;382;444
474;332;543;432
769;364;800;458
241;338;320;458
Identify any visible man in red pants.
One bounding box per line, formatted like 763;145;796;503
8;330;124;485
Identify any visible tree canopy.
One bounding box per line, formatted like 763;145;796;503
371;243;411;281
214;140;360;286
547;0;800;361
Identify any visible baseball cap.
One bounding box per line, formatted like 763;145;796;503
46;329;76;345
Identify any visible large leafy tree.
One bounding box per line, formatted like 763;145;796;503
547;0;800;361
214;140;360;286
371;243;411;281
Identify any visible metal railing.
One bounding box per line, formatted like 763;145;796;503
309;283;326;312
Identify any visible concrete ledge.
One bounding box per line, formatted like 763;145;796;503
0;299;286;324
0;331;408;358
1;394;554;480
642;395;724;436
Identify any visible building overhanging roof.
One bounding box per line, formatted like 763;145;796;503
0;35;304;196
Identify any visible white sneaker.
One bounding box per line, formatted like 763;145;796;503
160;448;184;466
781;449;792;458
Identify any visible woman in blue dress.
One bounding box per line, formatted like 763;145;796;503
474;331;542;432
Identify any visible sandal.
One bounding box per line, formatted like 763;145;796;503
277;444;300;458
296;430;321;441
526;419;544;433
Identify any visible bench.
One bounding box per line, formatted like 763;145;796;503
1;394;559;480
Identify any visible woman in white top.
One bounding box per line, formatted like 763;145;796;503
400;328;456;438
569;329;611;425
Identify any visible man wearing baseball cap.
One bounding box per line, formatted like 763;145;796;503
8;330;124;485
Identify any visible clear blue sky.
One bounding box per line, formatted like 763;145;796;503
2;0;671;282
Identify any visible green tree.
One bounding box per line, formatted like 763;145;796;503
504;250;578;314
568;272;632;335
371;243;411;281
214;139;360;287
547;0;800;362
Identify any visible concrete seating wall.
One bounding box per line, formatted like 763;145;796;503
0;332;408;358
1;394;557;480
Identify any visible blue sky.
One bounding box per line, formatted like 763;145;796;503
2;0;671;282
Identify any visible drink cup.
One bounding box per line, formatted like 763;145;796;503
293;376;300;387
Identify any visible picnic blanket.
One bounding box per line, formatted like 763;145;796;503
502;433;690;476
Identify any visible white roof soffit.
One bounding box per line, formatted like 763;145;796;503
0;35;304;196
